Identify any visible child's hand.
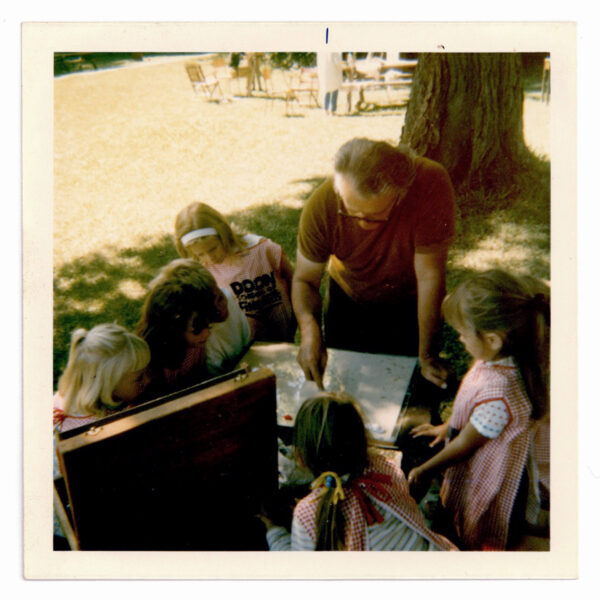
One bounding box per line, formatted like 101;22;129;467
407;466;424;487
411;422;448;448
256;513;274;531
407;465;431;500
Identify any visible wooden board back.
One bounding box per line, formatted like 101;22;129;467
55;367;278;550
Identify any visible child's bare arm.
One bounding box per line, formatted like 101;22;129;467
407;423;488;487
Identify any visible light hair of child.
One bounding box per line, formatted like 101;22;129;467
293;392;370;550
442;269;550;419
174;202;244;259
58;323;150;417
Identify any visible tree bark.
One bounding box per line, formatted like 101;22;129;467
400;53;526;190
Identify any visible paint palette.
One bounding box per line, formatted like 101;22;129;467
239;343;418;443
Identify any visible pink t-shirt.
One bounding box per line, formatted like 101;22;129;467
207;235;295;342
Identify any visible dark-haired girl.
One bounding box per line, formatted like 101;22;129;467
137;259;251;396
408;269;550;550
264;393;457;551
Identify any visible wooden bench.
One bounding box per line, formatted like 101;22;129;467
344;77;412;112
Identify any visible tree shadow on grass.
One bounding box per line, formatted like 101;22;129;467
442;151;551;380
228;204;302;264
448;151;550;285
53;235;180;386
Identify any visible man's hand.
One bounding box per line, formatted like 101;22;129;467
297;333;328;390
419;354;449;388
414;247;449;388
292;251;328;390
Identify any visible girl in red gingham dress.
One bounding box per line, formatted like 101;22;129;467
262;393;457;551
408;270;550;550
175;202;296;342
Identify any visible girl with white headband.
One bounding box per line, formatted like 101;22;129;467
174;202;295;342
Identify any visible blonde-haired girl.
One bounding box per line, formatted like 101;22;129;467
174;202;295;342
53;323;150;432
408;269;550;550
262;393;457;551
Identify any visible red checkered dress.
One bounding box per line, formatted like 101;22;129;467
207;236;295;342
532;415;550;496
53;392;101;433
292;452;457;551
440;358;533;550
163;344;207;388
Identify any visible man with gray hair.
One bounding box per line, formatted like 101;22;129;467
292;138;456;390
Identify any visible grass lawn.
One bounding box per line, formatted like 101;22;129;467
53;54;550;390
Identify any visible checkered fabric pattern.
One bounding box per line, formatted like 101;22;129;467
532;415;550;496
163;344;206;387
440;358;534;550
207;236;294;340
293;452;457;551
53;392;101;433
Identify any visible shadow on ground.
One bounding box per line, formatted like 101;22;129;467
448;151;550;286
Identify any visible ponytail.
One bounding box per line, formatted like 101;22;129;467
513;289;550;419
312;471;346;551
293;393;368;550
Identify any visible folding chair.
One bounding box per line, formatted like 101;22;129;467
184;62;224;102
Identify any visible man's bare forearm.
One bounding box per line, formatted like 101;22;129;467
417;274;446;360
292;277;323;338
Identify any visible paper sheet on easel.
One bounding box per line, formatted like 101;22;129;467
240;343;417;443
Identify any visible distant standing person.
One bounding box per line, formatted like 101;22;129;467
317;52;344;115
292;138;456;390
246;52;264;95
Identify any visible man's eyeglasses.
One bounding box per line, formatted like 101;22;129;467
336;196;402;223
336;208;395;223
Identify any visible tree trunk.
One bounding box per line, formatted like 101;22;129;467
400;53;526;190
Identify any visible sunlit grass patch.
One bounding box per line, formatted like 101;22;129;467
117;279;147;300
452;220;550;276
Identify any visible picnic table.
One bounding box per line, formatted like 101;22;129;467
240;342;419;444
344;57;418;112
